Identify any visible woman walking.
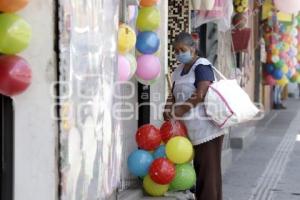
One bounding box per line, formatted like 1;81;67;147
163;32;225;200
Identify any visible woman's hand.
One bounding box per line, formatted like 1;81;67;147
163;109;173;121
163;93;175;121
172;105;186;118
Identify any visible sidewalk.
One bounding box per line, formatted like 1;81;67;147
223;98;300;200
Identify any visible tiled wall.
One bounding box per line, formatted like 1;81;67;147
168;0;190;72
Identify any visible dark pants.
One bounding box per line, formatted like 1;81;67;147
193;135;224;200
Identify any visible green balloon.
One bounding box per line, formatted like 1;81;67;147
274;60;284;69
0;13;32;54
170;164;196;191
136;7;161;31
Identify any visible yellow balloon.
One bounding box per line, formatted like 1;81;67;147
166;136;193;164
282;65;289;74
272;48;279;56
187;149;195;163
276;76;289;86
143;175;169;196
118;24;136;54
297;54;300;61
136;7;161;31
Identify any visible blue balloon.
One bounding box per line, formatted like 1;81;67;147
127;149;153;177
265;64;275;74
153;145;166;159
272;69;283;80
136;31;160;54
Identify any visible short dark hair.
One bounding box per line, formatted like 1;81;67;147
173;32;203;56
173;32;196;48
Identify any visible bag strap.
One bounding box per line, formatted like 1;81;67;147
210;65;228;80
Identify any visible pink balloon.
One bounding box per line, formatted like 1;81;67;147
118;55;131;81
265;74;276;86
274;0;300;14
136;55;161;81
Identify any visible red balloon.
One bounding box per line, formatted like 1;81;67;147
136;124;161;151
264;74;276;86
160;120;188;143
0;55;32;96
149;158;176;185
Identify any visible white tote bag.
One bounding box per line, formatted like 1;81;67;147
204;66;260;128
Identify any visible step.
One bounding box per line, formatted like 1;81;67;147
117;189;143;200
230;126;256;149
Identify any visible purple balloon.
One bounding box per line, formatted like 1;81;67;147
136;55;161;81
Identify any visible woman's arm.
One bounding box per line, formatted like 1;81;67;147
163;83;176;121
172;81;211;118
163;94;175;121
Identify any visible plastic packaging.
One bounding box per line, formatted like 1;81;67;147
191;0;233;32
58;0;122;199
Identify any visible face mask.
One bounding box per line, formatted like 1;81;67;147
176;51;193;64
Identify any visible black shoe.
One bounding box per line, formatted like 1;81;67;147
273;104;280;110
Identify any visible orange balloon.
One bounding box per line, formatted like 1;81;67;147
140;0;159;7
0;0;29;12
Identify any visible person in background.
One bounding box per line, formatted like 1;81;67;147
273;85;286;109
163;32;225;200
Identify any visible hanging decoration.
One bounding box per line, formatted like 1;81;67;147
136;6;160;31
0;13;32;54
262;3;300;86
136;55;161;81
117;24;137;81
0;0;31;97
135;0;161;85
127;121;196;197
136;31;160;54
231;0;251;52
118;54;131;81
0;0;29;12
118;24;136;54
140;0;158;7
0;55;32;96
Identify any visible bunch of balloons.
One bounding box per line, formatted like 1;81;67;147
0;0;32;96
117;24;137;82
135;0;161;85
290;15;300;84
262;11;300;87
127;120;196;197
